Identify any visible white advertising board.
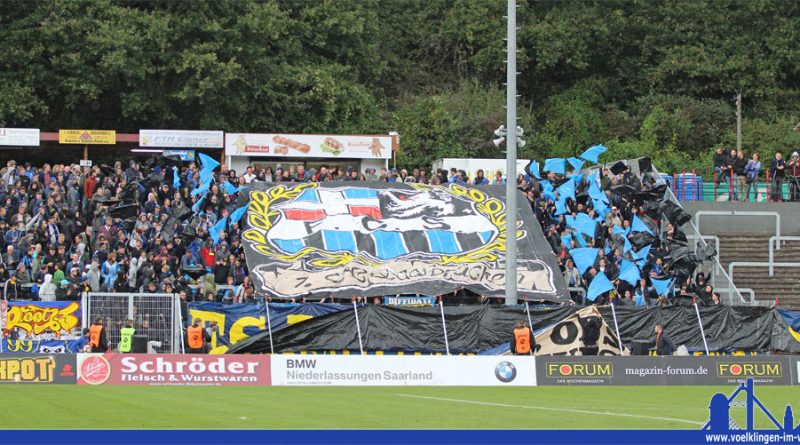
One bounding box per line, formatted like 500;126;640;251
139;130;224;148
226;133;392;159
0;128;40;147
270;355;536;386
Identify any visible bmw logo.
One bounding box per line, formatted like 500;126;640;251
495;361;517;383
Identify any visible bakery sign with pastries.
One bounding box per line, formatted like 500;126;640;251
225;133;393;159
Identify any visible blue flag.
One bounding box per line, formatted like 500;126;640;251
190;181;210;197
570;173;585;186
556;180;576;201
588;177;606;202
198;153;220;173
579;144;607;163
613;225;625;236
633;244;651;265
592;197;610;218
574;232;587;247
543;158;566;175
555;196;569;215
541;180;557;201
567;157;584;171
587;272;614;302
623;236;634;254
192;195;205;214
527;160;541;179
223;181;245;195
172;166;180;189
618;260;641;286
560;234;573;249
570;247;598;275
209;217;228;245
229;205;248;225
631;215;654;234
568;213;597;238
651;277;674;297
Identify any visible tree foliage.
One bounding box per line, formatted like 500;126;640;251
1;0;799;174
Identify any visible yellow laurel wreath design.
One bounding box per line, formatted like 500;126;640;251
242;182;524;267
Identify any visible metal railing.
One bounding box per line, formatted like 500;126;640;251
729;262;800;285
768;236;800;275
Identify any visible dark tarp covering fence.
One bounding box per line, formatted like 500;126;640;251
228;304;800;355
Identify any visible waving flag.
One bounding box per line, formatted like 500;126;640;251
556;179;576;201
570;247;598;275
172;166;180;189
192;195;205;214
543;158;566;175
229;205;248;225
567;157;585;171
579;144;607;163
633;244;651;265
567;213;597;238
587;272;614;302
210;217;228;245
526;160;541;179
651;277;674;297
618;260;640;286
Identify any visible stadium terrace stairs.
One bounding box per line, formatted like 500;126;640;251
717;236;800;309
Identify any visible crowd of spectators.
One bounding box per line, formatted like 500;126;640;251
0;156;727;309
712;147;800;202
0;159;508;306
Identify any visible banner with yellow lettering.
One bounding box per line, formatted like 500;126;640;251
0;355;77;383
187;302;349;354
2;301;82;340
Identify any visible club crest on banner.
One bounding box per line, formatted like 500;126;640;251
242;182;566;300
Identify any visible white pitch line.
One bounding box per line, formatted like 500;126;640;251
396;394;704;426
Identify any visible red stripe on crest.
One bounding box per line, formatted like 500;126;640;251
349;206;382;219
283;209;326;221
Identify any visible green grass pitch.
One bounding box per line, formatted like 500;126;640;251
0;385;796;429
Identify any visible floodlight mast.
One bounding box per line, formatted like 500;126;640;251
504;0;518;306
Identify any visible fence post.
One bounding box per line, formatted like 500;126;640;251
714;171;718;201
672;172;677;197
730;168;735;201
692;168;697;201
766;169;771;203
352;298;364;355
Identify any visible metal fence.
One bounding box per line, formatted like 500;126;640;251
82;293;182;353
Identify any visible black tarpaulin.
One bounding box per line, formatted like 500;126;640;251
228;304;800;354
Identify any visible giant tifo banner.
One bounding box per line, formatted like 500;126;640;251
226;133;393;159
76;354;270;386
0;355;76;384
187;302;350;353
242;182;567;301
2;301;82;340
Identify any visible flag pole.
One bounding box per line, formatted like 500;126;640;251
265;298;274;354
610;303;623;353
693;302;710;355
503;0;518;306
524;298;534;333
352;298;364;355
439;296;450;355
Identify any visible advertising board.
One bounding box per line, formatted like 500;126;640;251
270;355;537;386
226;133;393;159
536;356;795;386
140;130;223;148
0;128;39;146
0;355;76;384
77;354;270;386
